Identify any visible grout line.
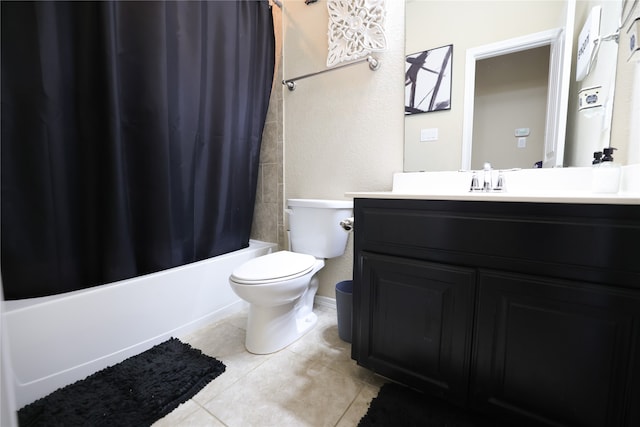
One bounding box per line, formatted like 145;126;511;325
173;302;365;426
332;382;367;427
193;399;230;427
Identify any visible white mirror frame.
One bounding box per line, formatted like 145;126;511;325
461;21;575;170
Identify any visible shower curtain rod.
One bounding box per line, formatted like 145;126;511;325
282;56;380;91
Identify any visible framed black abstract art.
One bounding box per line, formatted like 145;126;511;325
405;44;453;115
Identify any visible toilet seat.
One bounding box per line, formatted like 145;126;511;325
230;251;317;284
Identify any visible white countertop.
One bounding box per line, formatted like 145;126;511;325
346;165;640;205
345;191;640;205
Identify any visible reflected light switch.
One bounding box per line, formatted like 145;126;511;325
420;128;438;142
517;137;527;148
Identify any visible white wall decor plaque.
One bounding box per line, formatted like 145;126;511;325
326;0;387;67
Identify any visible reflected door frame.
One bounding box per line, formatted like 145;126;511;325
461;19;575;170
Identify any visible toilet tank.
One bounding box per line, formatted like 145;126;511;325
287;199;353;258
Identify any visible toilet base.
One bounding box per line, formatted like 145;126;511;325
245;303;318;354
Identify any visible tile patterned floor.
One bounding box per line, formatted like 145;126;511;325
152;305;386;427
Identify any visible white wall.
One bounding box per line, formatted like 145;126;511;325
282;0;405;297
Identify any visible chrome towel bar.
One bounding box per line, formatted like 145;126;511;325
282;56;380;91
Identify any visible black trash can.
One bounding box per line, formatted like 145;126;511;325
335;280;353;343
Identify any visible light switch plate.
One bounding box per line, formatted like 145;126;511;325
420;128;438;142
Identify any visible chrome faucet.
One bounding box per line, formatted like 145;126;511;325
469;163;505;192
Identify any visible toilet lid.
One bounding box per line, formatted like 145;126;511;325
230;251;317;284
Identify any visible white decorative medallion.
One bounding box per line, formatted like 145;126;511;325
326;0;387;67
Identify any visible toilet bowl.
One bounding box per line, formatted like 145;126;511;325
229;199;353;354
230;251;324;354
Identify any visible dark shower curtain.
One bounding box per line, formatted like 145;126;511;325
1;1;275;300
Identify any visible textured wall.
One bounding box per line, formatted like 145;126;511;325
282;0;405;298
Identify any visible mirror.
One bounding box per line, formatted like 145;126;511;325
461;30;567;170
404;0;624;172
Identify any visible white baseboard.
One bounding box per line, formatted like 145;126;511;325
314;295;336;310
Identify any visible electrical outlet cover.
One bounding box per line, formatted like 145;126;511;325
578;85;603;110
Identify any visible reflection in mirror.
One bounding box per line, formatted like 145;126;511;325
461;29;568;171
404;0;625;172
470;46;550;170
565;0;624;166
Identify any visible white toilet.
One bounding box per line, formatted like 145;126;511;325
229;198;353;354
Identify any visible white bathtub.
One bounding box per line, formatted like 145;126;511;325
2;240;276;409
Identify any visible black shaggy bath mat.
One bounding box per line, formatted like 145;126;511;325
358;382;512;427
18;338;225;427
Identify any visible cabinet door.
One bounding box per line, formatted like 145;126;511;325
472;270;640;427
357;252;475;405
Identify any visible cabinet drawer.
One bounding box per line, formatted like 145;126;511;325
355;199;640;288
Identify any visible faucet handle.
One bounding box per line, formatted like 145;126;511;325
494;172;506;192
469;172;481;192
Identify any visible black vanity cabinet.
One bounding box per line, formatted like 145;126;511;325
351;198;640;426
